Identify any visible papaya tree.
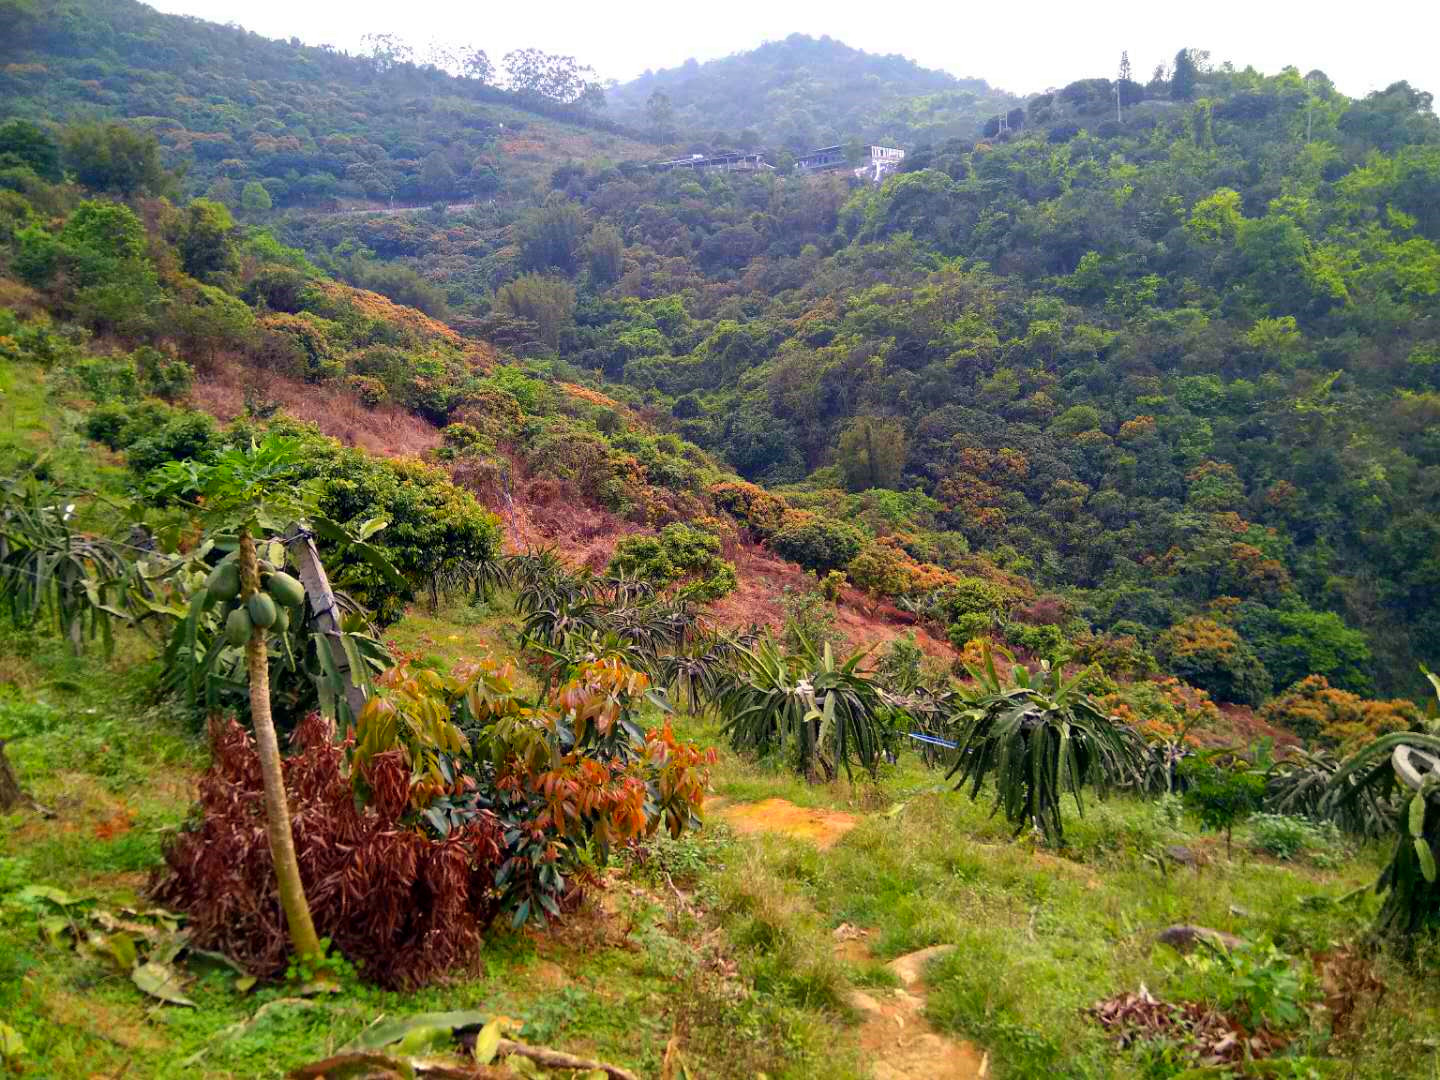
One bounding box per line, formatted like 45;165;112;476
149;435;325;965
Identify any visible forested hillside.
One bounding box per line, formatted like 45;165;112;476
285;60;1440;704
0;0;653;208
607;34;1017;151
5;4;1440;717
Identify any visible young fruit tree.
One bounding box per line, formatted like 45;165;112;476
149;436;324;965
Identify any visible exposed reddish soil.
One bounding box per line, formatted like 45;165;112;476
709;543;957;656
709;797;860;849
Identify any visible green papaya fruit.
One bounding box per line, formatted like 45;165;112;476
225;607;253;647
205;561;241;602
265;571;306;609
247;592;278;629
272;607;290;635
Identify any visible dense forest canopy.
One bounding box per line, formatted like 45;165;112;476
3;0;1440;712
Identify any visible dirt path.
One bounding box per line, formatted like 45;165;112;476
844;936;990;1080
710;797;990;1077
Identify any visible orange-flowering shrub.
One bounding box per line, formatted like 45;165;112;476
1260;674;1422;751
711;479;788;537
1101;677;1223;747
846;536;960;599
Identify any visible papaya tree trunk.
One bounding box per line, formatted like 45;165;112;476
238;527;322;963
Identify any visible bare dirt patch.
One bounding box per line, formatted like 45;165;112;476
842;940;990;1080
709;544;956;658
711;797;859;850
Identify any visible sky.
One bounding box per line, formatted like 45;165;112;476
147;0;1439;99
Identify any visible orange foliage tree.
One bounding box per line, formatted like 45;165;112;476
1260;674;1422;751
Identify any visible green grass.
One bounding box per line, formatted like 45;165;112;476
4;554;1440;1077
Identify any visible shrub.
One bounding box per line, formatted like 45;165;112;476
608;522;737;601
1248;812;1345;862
1172;937;1318;1035
133;346;193;401
68;354;140;403
1160;616;1271;706
780;585;840;654
346;375;388;408
711;479;788;537
125;410;221;475
770;512;865;576
153;713;505;988
84;399;175;451
301;438;504;623
1260;674;1421;751
875;632;927;694
1180;754;1265;857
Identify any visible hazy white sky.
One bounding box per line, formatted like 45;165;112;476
148;0;1438;98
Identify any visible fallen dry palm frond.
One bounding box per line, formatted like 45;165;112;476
152;712;505;987
1088;986;1290;1065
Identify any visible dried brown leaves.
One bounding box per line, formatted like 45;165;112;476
152;713;504;988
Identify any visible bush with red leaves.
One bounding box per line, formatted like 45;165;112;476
152;712;503;988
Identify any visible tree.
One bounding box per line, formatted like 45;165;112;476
517;195;587;274
1171;48;1199;101
460;47;494;84
179;198;237;282
419;151;457;202
362;32;413;72
837;416;907;491
240;181;273;214
586;223;624;285
496;273;575;349
0;119;60;182
148;436;325;967
1181;753;1264;858
646;89;676;141
503;49;602;107
61;122;171;197
1160;616;1271;706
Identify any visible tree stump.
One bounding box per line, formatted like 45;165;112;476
0;738;29;812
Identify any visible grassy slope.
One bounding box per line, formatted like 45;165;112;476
4;361;1440;1079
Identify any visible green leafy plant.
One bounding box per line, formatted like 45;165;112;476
607;522;737;601
1265;746;1393;838
1175;936;1318;1035
1180;752;1266;858
717;635;893;781
946;641;1144;845
1247;812;1345;862
0;478;141;654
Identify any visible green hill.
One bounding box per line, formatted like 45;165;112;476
0;0;656;208
608;33;1018;150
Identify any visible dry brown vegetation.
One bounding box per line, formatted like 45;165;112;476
192;361;443;456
